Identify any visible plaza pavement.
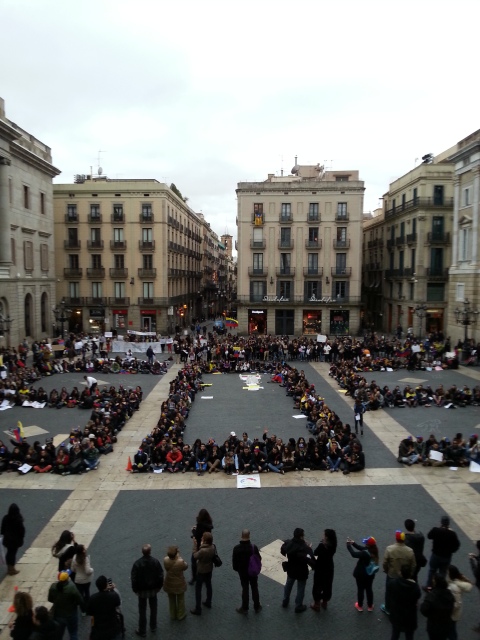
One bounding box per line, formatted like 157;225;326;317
0;360;480;638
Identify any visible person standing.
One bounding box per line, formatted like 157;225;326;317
346;535;379;612
310;528;337;611
29;606;61;640
381;531;416;615
447;565;472;640
353;399;365;436
146;346;154;365
469;540;480;633
404;519;426;583
189;508;213;585
83;375;98;392
281;527;314;613
8;591;34;640
163;545;188;621
86;575;122;640
232;529;262;614
1;503;25;575
190;531;215;615
389;564;421;640
48;570;84;640
71;545;94;609
420;574;455;640
130;544;164;638
425;516;460;589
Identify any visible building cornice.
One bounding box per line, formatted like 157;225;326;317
0;119;22;144
21;227;36;235
11;141;60;178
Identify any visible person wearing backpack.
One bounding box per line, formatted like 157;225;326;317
346;535;379;612
232;529;262;614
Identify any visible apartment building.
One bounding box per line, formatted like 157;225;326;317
236;162;364;336
379;159;454;335
446;129;480;344
0;97;60;346
53;177;203;334
362;209;385;332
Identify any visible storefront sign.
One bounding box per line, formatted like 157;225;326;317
140;310;156;315
262;295;290;302
112;309;128;315
251;310;265;314
309;295;333;303
89;309;105;318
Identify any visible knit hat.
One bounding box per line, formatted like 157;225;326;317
58;570;71;582
395;530;405;542
362;536;376;546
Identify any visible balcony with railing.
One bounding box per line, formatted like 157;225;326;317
406;233;417;244
307;213;320;223
248;267;268;277
139;240;156;251
63;297;85;306
109;268;128;278
107;297;130;306
65;214;79;223
275;267;295;277
305;239;322;249
63;268;83;278
87;240;104;250
138;297;166;306
64;239;81;249
386;197;454;218
333;239;350;249
335;212;349;221
87;267;105;278
86;297;107;306
250;239;266;249
331;267;352;277
251;213;264;225
87;213;102;223
278;239;294;249
395;236;405;246
303;267;324;277
111;213;125;223
278;214;293;224
386;238;395;249
427;232;450;244
138;268;157;278
139;213;154;223
426;267;449;279
110;240;127;250
367;238;383;248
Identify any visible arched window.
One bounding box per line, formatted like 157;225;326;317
41;292;48;333
24;293;33;336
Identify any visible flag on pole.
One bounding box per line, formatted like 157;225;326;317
225;317;238;329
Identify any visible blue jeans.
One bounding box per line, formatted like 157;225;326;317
283;576;306;608
327;456;341;471
426;552;451;587
55;612;78;640
267;462;284;473
84;458;99;470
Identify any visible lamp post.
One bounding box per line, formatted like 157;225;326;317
454;298;479;356
53;298;70;339
0;313;12;346
413;303;427;339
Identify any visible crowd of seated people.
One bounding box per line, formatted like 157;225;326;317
397;432;480;468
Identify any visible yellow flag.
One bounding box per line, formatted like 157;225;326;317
17;421;25;438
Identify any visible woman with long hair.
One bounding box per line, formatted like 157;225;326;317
51;530;80;573
189;508;213;585
71;544;94;607
1;503;25;575
346;534;379;612
447;565;473;640
311;529;337;611
8;591;33;640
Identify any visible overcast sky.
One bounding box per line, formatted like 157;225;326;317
2;0;479;245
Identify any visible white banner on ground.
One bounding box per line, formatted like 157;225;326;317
237;475;262;489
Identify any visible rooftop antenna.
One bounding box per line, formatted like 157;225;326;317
97;150;106;175
280;154;284;177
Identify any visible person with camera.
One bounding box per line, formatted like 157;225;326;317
190;531;216;615
86;575;122;640
346;535;379;612
281;527;315;613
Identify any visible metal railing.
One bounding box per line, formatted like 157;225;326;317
331;267;352;276
303;267;323;276
305;239;322;249
109;268;128;278
138;268;157;278
333;239;350;249
87;268;105;278
386;197;454;218
63;268;83;278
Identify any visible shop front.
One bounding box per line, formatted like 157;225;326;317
140;309;157;333
112;309;128;335
88;308;105;334
303;310;322;335
248;309;267;334
275;310;294;336
426;308;444;334
330;310;350;335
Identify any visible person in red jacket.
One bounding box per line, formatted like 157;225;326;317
166;446;183;473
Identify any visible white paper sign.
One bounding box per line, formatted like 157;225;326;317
237;475;261;489
18;463;32;474
469;460;480;473
317;334;327;343
429;450;444;462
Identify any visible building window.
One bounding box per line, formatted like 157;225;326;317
335;253;347;272
92;282;103;299
23;185;30;209
306;281;321;298
456;283;465;302
113;204;123;221
114;254;125;269
413;188;418;205
252;253;263;272
142;228;153;243
308;227;319;243
40;192;45;215
280;228;291;246
427;283;445;302
24;241;33;271
430;248;443;275
24;293;33;335
41;292;48;332
337;202;347;219
69;254;79;269
459;227;471;261
307;254;318;273
67;204;77;221
277;281;292;299
250;281;266;301
143;282;154;299
142;203;152;218
11;238;15;265
336;227;347;243
464;188;470;206
40;244;49;271
113;228;124;243
280;253;291;274
114;282;125;299
308;203;319;221
334;281;347;299
9;178;12;204
91;228;101;245
92;254;102;269
143;254;153;269
69;282;80;299
254;203;264;225
280;203;291;220
433;185;444;206
90;204;101;219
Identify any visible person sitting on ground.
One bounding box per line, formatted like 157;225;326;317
398;437;420;466
343;441;365;475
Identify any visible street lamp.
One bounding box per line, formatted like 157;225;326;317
413;303;427;338
454;298;479;351
53;298;71;339
0;312;12;345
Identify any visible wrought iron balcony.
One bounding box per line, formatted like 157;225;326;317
385;197;454;218
303;267;323;277
87;213;102;223
110;240;127;250
139;213;154;223
63;268;83;278
406;233;417;244
331;267;352;277
87;268;105;278
111;213;125;223
65;214;79;223
278;214;293;224
107;297;130;306
87;240;104;250
109;268;128;278
426;267;448;279
278;239;294;249
276;267;295;277
138;268;157;278
427;232;450;244
248;267;268;277
64;239;81;249
86;297;107;306
333;239;350;249
139;240;155;251
250;239;266;249
335;212;349;221
305;239;322;249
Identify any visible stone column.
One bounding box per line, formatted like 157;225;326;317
451;176;460;268
471;166;480;267
0;156;12;270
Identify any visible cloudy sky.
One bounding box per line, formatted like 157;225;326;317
2;0;479;245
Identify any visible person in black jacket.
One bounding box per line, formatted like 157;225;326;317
425;516;460;589
1;503;25;575
346;535;379;612
404;518;426;583
311;528;337;611
281;527;314;612
131;544;164;638
189;508;213;584
29;606;62;640
232;529;262;614
87;575;122;640
420;574;455;640
389;564;421;640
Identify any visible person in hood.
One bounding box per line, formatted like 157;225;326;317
420;574;455;640
389;564;421;640
280;528;315;613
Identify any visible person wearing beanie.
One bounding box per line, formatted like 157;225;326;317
346;535;379;612
381;530;416;616
425;516;460;589
280;528;315;613
48;569;84;639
